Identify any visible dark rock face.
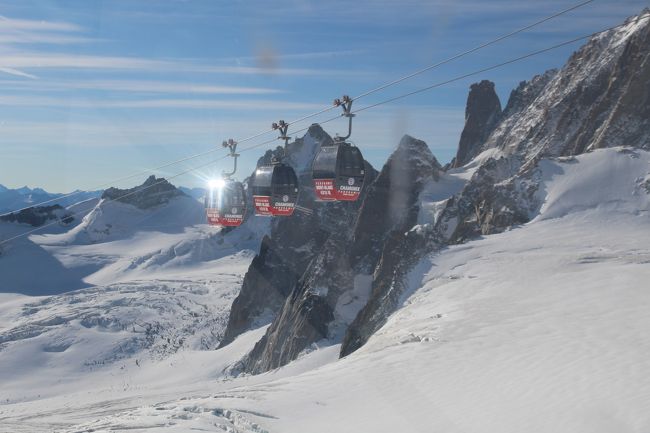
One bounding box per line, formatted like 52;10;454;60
452;80;502;167
437;12;650;239
219;124;378;349
242;135;441;372
102;175;185;209
340;136;442;356
482;12;650;165
0;204;73;227
340;222;436;357
219;235;298;346
437;156;534;243
583;18;650;152
350;135;441;271
502;70;557;119
241;211;356;372
243;281;334;373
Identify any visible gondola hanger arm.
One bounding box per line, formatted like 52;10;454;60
271;120;291;162
334;95;355;142
222;138;239;178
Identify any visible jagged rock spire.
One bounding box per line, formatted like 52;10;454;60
452;80;502;167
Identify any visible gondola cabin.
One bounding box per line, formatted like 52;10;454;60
312;143;365;201
251;164;299;216
205;180;246;227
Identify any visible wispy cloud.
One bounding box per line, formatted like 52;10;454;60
0;79;283;95
188;64;370;76
0;117;285;148
0;53;171;70
0;66;37;79
0;34;95;45
0;52;368;77
0;94;323;111
0;15;82;32
0;15;93;78
0;15;91;47
0;14;369;78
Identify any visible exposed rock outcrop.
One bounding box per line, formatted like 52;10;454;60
219;124;377;348
438;11;650;241
102;175;185;209
0;204;73;227
451;80;502;167
340;136;442;356
484;11;650;164
243;135;442;371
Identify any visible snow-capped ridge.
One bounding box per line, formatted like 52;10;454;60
101;175;186;210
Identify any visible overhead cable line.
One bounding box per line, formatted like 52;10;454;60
352;0;596;101
0;0;595;217
353;16;650;114
4;11;644;245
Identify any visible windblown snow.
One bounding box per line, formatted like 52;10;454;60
0;147;648;432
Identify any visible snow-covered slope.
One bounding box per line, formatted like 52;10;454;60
0;183;268;294
56;195;206;245
1;10;649;430
534;148;650;220
1;148;648;432
0;222;96;296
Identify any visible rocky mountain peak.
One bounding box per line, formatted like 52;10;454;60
497;10;648;161
220;127;377;349
238;134;441;373
303;123;331;144
452;80;502;167
255;123;332;171
350;135;440;271
101;175;185;210
222;10;650;374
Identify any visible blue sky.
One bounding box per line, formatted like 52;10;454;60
0;0;647;192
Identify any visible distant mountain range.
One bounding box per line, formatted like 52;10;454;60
0;184;103;215
0;184;206;215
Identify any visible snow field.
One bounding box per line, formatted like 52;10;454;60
0;148;648;432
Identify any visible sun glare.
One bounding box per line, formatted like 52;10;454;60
208;178;226;189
